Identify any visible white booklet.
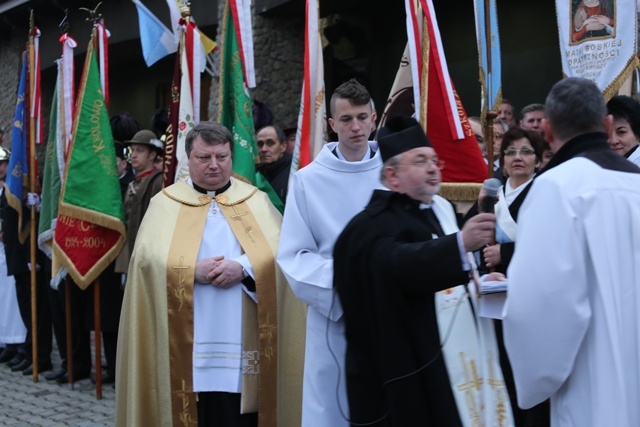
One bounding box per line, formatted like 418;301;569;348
477;280;508;319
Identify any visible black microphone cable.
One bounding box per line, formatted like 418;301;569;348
326;283;469;426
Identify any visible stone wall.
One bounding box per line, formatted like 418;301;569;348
208;3;304;131
0;31;26;148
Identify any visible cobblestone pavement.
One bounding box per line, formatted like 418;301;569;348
0;337;115;426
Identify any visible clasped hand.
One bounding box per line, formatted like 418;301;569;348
195;256;244;289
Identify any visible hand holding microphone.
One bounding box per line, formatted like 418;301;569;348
461;179;501;252
479;178;501;214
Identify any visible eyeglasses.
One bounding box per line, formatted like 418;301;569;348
401;159;445;170
504;148;535;157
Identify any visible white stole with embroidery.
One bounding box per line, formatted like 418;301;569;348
431;196;513;427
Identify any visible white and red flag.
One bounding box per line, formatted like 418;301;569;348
385;0;487;183
290;0;327;174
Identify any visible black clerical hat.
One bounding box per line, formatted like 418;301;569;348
377;116;432;162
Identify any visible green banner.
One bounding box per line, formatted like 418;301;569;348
218;2;285;213
218;2;258;182
52;40;125;289
37;82;60;258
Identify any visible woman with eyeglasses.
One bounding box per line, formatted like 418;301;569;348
479;127;549;426
482;128;542;272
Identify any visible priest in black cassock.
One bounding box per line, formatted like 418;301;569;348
333;116;500;426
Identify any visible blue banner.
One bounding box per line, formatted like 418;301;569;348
474;0;502;116
6;51;28;236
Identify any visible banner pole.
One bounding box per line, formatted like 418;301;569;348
94;278;102;400
28;9;39;383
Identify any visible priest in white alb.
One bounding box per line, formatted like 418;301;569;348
504;77;640;427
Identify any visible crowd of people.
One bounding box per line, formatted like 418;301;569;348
0;76;639;427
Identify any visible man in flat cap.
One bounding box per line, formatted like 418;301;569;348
333;116;513;426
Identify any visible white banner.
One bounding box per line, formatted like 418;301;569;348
556;0;638;100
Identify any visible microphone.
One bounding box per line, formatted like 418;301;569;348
479;178;501;214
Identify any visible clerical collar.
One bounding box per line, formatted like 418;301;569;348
332;145;376;161
192;180;231;196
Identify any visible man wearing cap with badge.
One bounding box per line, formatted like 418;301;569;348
115;130;163;274
333;116;511;426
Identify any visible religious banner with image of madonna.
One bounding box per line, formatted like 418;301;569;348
556;0;638;99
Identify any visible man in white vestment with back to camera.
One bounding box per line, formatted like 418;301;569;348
503;77;640;427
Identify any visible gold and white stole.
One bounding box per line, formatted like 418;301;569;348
432;196;513;427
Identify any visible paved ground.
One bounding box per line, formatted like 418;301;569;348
0;336;115;426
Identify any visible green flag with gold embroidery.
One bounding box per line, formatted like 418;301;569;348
217;2;284;213
52;38;125;289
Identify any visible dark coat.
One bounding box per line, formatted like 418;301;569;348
115;170;162;273
334;190;468;426
0;189;30;276
119;168;135;200
257;152;292;203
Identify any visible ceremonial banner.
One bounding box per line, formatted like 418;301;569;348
53;41;125;289
473;0;502;123
557;0;638;99
60;33;76;155
218;1;258;181
175;39;196;183
30;27;44;144
380;45;414;127
218;1;283;211
163;51;180;187
291;0;327;174
38;74;62;258
94;22;110;108
38;71;68;288
132;0;178;66
6;52;29;244
395;0;486;183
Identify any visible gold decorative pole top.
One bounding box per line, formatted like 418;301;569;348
178;0;191;19
79;1;103;24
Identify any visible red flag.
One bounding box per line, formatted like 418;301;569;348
402;0;487;183
163;50;180;187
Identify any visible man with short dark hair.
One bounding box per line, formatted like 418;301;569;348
504;77;640;426
519;103;545;133
282;126;297;154
256;125;291;203
116;121;305;426
278;79;382;426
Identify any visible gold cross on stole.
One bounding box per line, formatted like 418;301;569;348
457;352;482;425
172;256;190;311
260;313;277;366
176;379;196;426
230;207;255;242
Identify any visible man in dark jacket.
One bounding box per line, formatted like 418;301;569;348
256;125;291;204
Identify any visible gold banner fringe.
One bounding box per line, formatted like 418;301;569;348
440;183;482;202
603;56;639;101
